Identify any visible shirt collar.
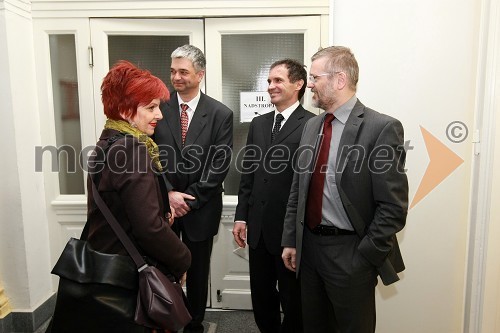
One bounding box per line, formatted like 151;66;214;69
332;95;357;124
275;101;299;121
177;90;201;111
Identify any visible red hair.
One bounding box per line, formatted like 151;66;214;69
101;60;169;120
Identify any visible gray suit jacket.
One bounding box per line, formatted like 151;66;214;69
281;99;408;285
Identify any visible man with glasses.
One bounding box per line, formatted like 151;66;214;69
281;46;408;332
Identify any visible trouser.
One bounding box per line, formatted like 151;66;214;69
249;236;302;333
300;227;377;333
181;233;214;333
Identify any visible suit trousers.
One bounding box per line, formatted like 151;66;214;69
249;236;302;333
300;227;377;333
175;225;214;333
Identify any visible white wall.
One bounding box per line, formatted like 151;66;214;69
332;0;480;332
0;2;27;308
0;0;53;310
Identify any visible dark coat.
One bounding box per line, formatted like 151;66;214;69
87;129;191;279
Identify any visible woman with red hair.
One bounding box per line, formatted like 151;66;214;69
50;61;191;332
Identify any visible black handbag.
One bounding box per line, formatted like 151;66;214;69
49;238;145;332
49;135;191;332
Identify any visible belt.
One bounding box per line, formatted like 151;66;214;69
309;224;357;236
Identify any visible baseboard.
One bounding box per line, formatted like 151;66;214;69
0;294;56;333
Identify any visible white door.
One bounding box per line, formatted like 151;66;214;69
205;16;322;309
34;18;97;271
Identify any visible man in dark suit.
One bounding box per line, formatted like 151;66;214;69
233;59;315;333
281;46;409;333
154;44;233;333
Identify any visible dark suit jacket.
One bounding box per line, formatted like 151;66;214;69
281;100;408;285
154;92;233;242
87;129;191;279
235;105;315;255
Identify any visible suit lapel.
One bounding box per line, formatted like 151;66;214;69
336;100;364;185
164;94;183;150
301;114;324;188
184;93;208;147
261;111;274;148
272;105;305;145
335;100;366;236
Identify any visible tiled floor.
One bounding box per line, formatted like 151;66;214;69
203;310;259;333
34;319;51;333
35;310;259;333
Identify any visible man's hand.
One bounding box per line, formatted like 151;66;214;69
282;247;297;272
168;191;195;217
232;222;247;248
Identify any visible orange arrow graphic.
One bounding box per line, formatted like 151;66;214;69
410;126;464;209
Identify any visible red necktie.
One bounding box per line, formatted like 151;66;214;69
180;103;189;146
306;113;335;229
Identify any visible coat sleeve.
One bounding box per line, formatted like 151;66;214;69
281;119;312;248
281;165;300;248
234;119;257;223
357;119;409;267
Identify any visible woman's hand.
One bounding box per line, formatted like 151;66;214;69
167;206;176;226
180;272;187;287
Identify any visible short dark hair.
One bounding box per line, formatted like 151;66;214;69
270;59;307;100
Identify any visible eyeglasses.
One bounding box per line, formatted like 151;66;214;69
308;71;342;83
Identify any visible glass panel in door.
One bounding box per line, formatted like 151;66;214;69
49;34;84;194
108;35;189;90
90;19;205;136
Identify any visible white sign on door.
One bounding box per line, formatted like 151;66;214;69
240;91;274;123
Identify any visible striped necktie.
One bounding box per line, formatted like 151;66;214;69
180;103;189;146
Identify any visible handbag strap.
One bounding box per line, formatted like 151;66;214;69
90;179;148;270
88;134;149;271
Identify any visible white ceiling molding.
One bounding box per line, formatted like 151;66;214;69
30;0;329;18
